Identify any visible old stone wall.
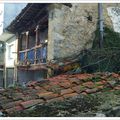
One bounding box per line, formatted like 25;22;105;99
48;3;98;60
47;3;120;61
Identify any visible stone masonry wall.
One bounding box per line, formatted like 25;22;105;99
47;3;120;61
48;3;98;60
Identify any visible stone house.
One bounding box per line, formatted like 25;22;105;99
6;3;120;85
7;3;98;85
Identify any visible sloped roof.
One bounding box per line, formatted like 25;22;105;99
0;72;120;116
7;3;49;33
7;3;72;33
0;32;15;42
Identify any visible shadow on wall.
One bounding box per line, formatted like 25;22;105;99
17;70;47;86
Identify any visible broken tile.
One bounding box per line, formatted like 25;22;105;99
21;95;37;101
2;100;22;109
5;105;24;114
97;85;104;90
20;99;44;109
114;85;120;90
76;74;93;80
60;88;74;95
59;82;71;88
37;92;59;100
72;85;85;93
95;81;104;86
83;81;94;88
101;80;107;84
112;73;119;78
68;77;81;85
81;92;87;95
42;85;51;91
85;88;98;94
63;93;78;99
47;97;64;103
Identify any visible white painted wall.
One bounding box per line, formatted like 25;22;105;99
5;36;17;68
0;3;4;35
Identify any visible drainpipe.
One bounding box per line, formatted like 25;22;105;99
98;3;104;48
4;42;7;88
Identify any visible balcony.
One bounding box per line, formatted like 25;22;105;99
18;43;47;70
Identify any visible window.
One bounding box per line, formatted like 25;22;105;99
8;44;14;59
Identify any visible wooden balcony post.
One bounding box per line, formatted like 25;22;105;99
25;31;29;63
34;25;39;64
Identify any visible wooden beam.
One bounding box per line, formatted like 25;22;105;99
15;4;34;25
17;63;47;71
19;43;47;53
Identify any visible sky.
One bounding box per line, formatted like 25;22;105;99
0;3;4;35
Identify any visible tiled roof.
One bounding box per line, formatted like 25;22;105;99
0;72;120;116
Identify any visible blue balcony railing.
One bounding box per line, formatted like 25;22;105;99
19;44;47;65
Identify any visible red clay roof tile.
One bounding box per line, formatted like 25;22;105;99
81;92;87;95
63;93;78;99
47;97;64;103
5;105;24;114
60;88;74;95
85;88;98;94
72;85;85;93
58;82;71;89
76;74;93;80
83;81;94;88
95;81;104;86
37;92;59;100
68;77;81;85
0;72;120;115
97;85;104;90
111;73;120;78
2;100;22;110
20;99;44;109
114;85;120;90
42;85;52;91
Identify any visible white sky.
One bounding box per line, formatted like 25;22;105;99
0;3;4;35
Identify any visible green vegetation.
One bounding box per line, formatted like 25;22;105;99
81;27;120;73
